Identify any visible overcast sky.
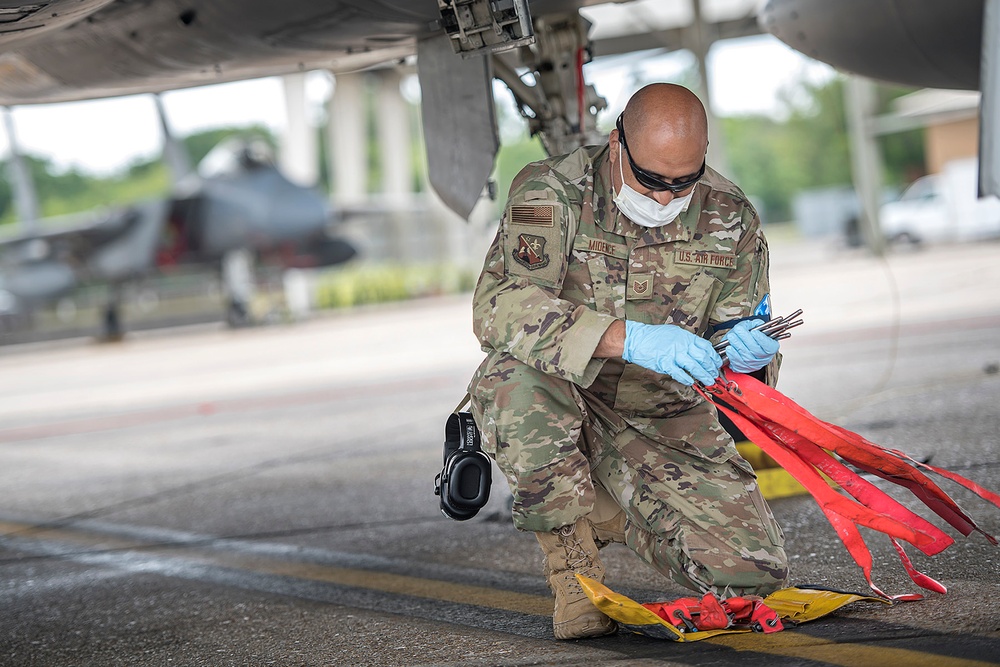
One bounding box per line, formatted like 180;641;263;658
0;34;834;176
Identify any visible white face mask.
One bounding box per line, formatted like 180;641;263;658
613;142;695;228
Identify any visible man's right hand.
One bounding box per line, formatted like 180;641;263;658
621;321;722;386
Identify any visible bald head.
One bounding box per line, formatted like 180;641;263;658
621;83;708;149
610;83;709;197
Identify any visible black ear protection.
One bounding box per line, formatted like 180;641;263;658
434;412;492;520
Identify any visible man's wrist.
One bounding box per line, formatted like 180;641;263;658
593;319;626;359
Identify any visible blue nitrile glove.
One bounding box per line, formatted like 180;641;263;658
622;321;722;386
724;319;780;373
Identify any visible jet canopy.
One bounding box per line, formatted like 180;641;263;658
198;137;276;179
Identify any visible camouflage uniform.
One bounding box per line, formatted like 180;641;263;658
468;144;788;596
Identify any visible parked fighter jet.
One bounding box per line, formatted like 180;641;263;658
0;98;356;339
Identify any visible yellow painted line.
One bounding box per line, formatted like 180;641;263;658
229;556;553;616
4;518;998;667
0;519;553;617
710;631;999;667
0;520;144;551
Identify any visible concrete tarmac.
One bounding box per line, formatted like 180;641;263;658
1;236;999;666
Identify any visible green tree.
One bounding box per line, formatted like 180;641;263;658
492;136;546;203
722;77;925;222
876;84;927;186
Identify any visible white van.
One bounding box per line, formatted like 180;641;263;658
880;158;1000;244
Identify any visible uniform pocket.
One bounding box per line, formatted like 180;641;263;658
668;271;722;336
569;250;626;319
736;464;785;547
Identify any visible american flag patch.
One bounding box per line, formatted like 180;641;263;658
510;205;555;227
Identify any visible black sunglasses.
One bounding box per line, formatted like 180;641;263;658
616;114;706;193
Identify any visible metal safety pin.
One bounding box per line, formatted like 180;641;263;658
713;309;804;356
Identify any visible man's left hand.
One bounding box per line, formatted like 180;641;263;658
723;320;779;373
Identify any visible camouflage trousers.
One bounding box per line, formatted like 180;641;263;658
469;353;789;596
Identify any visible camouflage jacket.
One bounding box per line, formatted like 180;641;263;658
471;144;777;453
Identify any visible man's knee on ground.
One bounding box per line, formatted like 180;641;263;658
677;526;789;596
630;508;789;597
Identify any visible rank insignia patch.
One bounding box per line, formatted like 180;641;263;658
512;233;550;270
627;272;653;300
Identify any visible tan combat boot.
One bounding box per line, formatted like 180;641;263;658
535;518;617;639
590;485;627;549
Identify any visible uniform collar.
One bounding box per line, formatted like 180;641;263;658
594;144;707;244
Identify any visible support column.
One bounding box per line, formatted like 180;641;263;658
375;69;418;262
689;0;730;178
280;73;319;187
3;108;39;232
980;0;1000;197
844;76;885;256
375;69;414;202
327;72;368;204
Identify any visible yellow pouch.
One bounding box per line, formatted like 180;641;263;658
762;586;891;623
577;575;890;642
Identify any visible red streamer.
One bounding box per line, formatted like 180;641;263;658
698;371;999;600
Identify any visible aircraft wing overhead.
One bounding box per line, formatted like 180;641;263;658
758;0;982;91
0;0;624;218
0;0;610;105
759;0;1000;199
0;0;437;105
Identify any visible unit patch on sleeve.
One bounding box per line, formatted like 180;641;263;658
673;249;736;269
512;233;550;270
